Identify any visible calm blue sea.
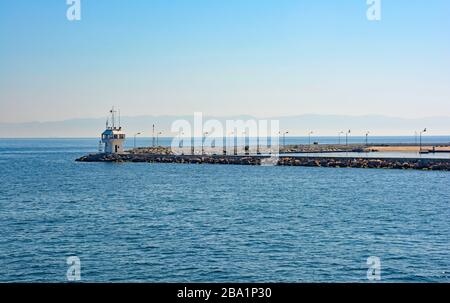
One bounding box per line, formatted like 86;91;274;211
0;138;449;282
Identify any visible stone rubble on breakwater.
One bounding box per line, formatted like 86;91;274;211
130;146;173;155
76;153;450;171
280;144;367;153
128;144;367;155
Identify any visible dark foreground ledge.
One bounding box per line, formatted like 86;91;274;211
76;153;450;171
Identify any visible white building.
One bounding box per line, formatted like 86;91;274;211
101;108;126;154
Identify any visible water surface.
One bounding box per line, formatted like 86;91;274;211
0;139;449;282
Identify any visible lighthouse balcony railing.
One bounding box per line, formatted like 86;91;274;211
102;134;125;140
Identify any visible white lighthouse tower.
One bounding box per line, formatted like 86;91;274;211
101;107;126;154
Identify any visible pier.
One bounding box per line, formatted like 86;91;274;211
76;150;450;171
77;109;450;171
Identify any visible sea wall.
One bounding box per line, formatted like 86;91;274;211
76;153;450;171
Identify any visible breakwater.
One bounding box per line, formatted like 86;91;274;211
76;153;450;171
130;144;368;155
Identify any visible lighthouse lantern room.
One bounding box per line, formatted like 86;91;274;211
101;108;125;154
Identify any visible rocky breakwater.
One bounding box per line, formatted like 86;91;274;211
277;156;450;171
281;144;366;153
76;153;264;165
128;146;173;155
76;153;450;171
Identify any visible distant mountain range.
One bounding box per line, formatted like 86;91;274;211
0;114;449;138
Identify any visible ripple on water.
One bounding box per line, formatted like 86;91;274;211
0;139;449;282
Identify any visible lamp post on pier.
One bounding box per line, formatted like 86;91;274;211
365;131;370;146
338;131;344;145
179;131;184;148
156;131;163;146
346;130;351;146
280;131;289;149
242;130;248;155
419;128;427;153
202;132;209;155
231;131;237;155
133;132;142;149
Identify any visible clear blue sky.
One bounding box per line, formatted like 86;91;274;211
1;0;449;122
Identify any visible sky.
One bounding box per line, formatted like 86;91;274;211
1;0;450;123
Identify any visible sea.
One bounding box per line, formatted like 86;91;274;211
0;137;449;282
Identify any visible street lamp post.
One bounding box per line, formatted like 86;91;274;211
202;132;209;155
133;132;142;149
280;131;289;149
152;124;155;147
231;131;237;155
179;131;184;148
346;130;351;146
419;128;427;153
338;131;344;145
222;132;228;155
156;131;163;146
308;131;314;145
242;130;248;155
256;132;260;155
365;131;370;146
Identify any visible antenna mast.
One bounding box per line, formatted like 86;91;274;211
110;107;118;129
